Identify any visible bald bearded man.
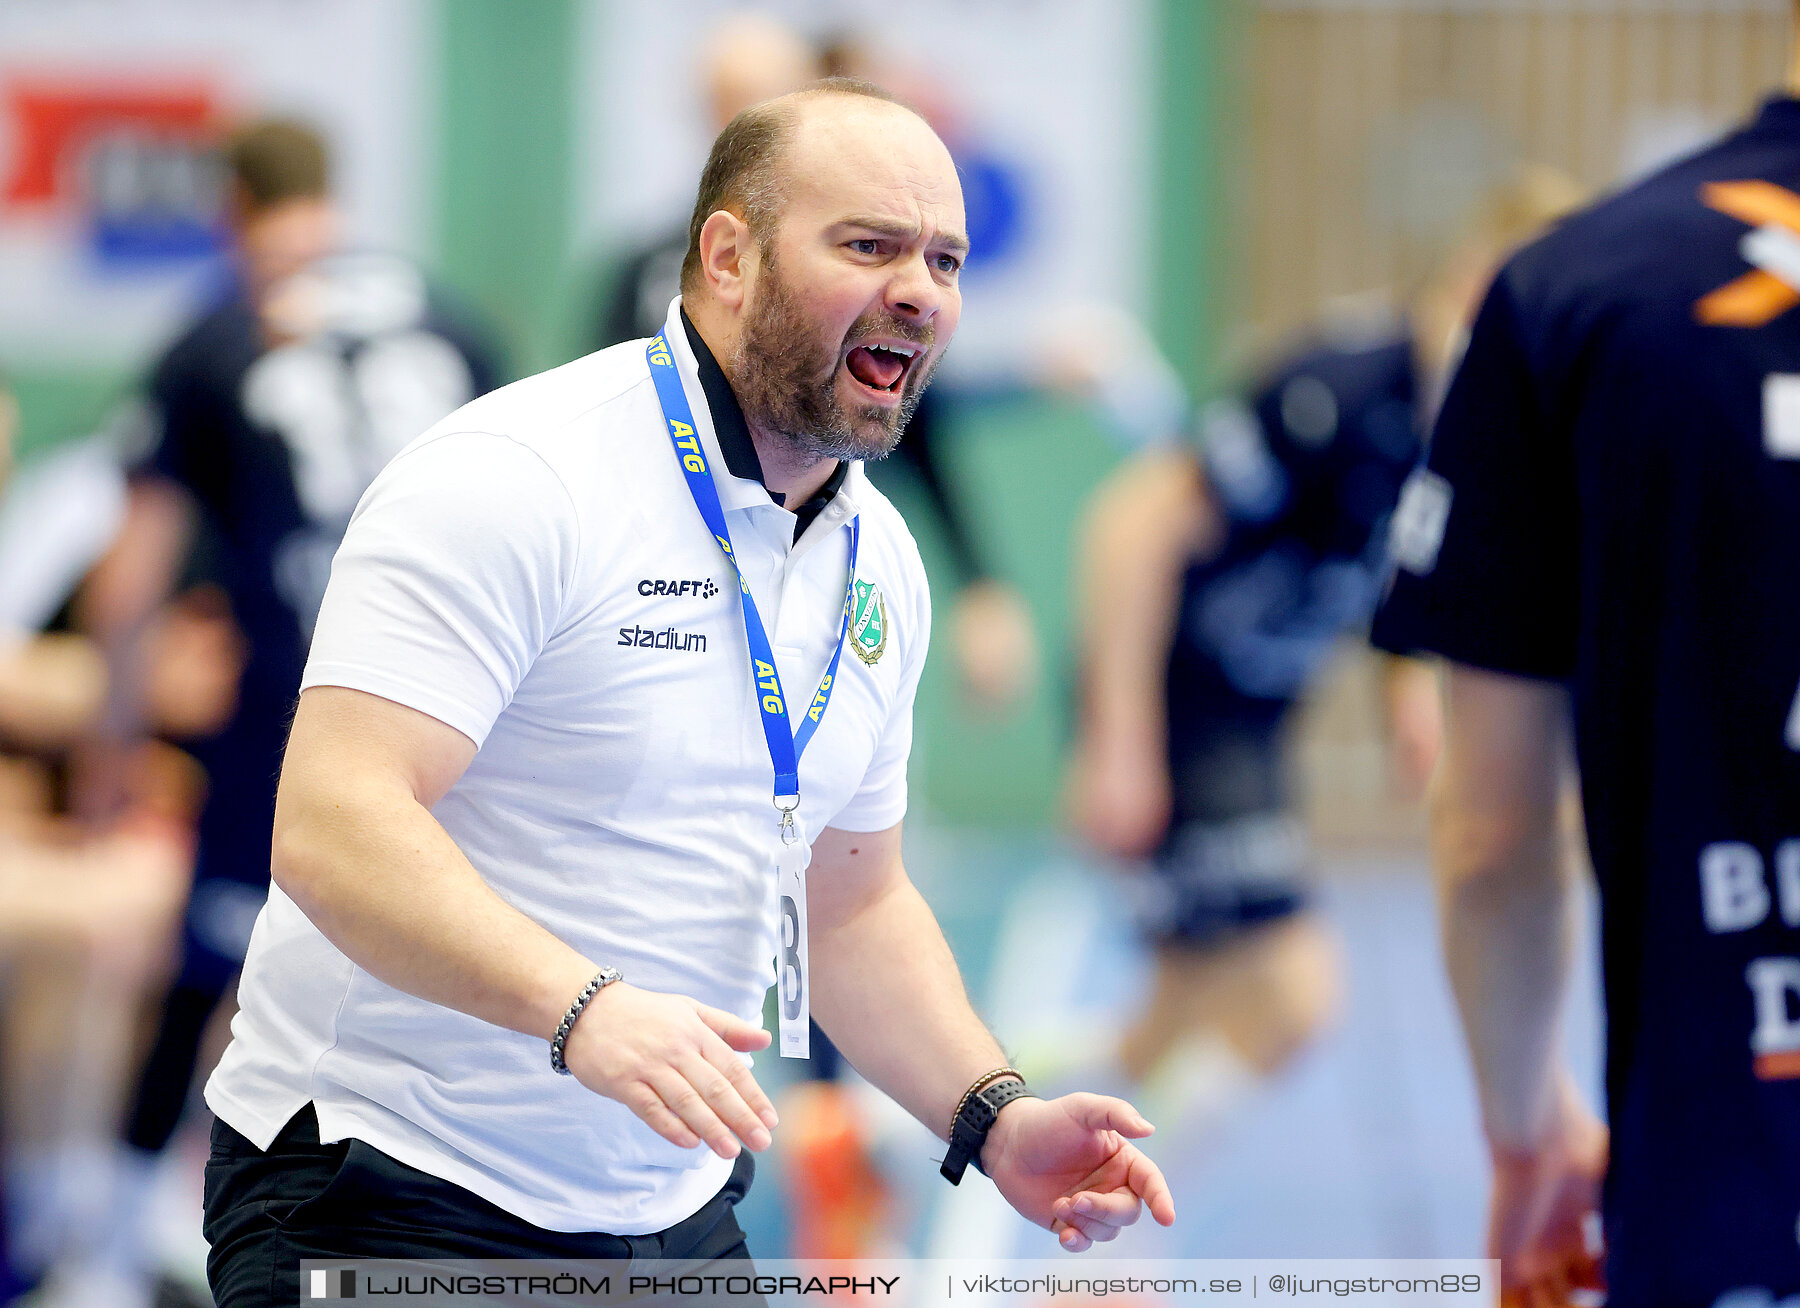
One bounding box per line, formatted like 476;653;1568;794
200;81;1175;1306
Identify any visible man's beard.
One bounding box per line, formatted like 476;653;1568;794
728;252;938;465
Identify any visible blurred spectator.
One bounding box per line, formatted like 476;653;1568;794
597;12;817;347
1060;168;1581;1144
36;116;504;1308
0;373;189;1304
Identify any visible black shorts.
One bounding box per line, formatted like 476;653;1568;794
1137;810;1311;946
204;1105;756;1307
1137;720;1310;946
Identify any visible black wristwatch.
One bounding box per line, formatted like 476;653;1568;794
940;1076;1035;1185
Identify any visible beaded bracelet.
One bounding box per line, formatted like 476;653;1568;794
550;967;622;1075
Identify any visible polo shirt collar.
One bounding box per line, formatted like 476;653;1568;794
680;307;765;488
659;298;864;522
1754;94;1800;140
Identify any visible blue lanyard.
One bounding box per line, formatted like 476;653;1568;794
646;333;857;815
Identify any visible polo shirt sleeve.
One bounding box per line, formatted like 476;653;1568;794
301;430;580;748
1369;265;1580;681
826;567;931;834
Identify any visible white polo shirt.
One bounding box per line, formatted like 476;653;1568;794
205;298;931;1235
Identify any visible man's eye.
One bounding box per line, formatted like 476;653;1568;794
934;253;962;274
849;239;880;255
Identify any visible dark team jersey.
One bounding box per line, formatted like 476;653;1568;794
139;252;500;890
1373;96;1800;1306
1165;326;1422;810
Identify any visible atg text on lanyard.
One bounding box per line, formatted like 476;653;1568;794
646;332;856;1059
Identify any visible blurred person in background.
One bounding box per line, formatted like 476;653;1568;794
596;12;818;350
0;374;190;1304
48;116;502;1308
1061;169;1581;1150
1373;12;1800;1303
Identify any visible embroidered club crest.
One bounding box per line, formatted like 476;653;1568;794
850;578;888;665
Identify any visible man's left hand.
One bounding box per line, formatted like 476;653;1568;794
980;1092;1177;1251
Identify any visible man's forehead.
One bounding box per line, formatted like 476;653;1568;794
783;98;965;229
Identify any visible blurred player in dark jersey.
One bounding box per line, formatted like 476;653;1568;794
66;117;501;1308
1373;22;1800;1303
1064;171;1579;1141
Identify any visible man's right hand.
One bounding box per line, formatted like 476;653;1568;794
561;982;779;1159
1487;1079;1607;1307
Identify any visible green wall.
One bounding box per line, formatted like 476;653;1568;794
10;368;131;462
434;0;581;377
1151;0;1240;398
882;399;1115;826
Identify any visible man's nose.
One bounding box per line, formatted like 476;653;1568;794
885;252;945;323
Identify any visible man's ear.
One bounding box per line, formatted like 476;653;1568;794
698;210;754;310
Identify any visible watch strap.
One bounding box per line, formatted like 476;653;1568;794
940;1074;1035;1185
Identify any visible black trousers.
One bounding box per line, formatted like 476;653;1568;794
204;1105;757;1307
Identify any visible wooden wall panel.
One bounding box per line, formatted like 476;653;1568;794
1239;2;1790;346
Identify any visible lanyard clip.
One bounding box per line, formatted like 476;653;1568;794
776;795;800;845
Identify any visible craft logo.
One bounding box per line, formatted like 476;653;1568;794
305;1267;355;1299
2;75;228;265
637;578;719;598
850;579;887;665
